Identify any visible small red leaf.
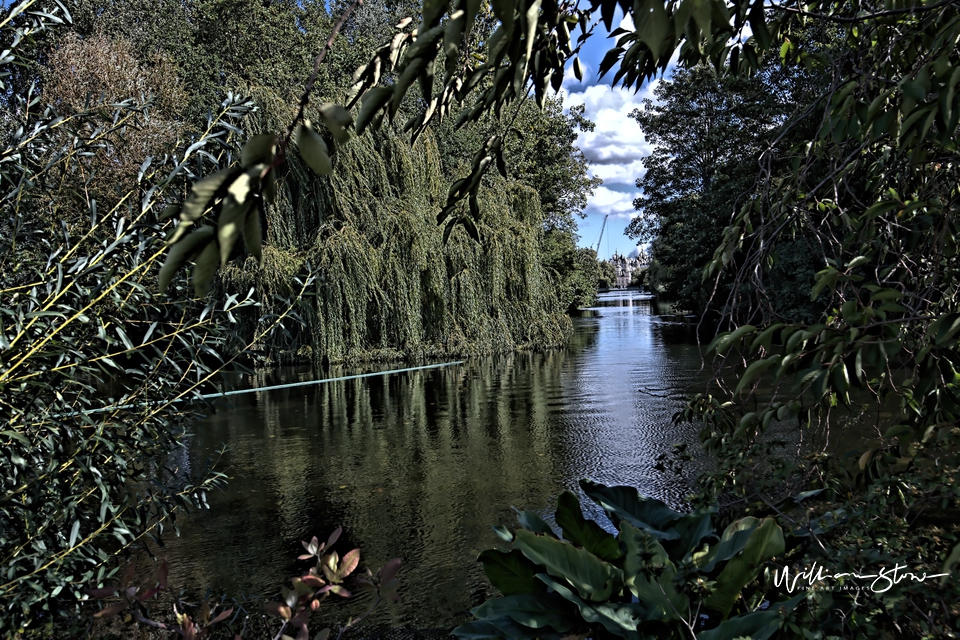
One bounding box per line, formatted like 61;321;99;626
138;587;160;602
338;549;360;579
210;607;234;624
379;558;401;583
325;527;341;549
264;601;292;620
298;553;314;560
301;575;325;588
314;628;331;640
94;602;128;619
329;585;351;598
291;609;310;627
296;623;310;640
83;586;118;598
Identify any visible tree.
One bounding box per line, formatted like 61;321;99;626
625;64;785;312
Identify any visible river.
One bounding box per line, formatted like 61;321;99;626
161;291;710;631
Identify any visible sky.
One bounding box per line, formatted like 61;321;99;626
558;12;672;261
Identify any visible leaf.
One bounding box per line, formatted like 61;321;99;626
296;121;333;176
264;602;292;620
379;557;401;583
218;169;256;266
514;509;557;537
339;549;360;579
554;491;621;561
158;226;215;294
355;87;393;133
478;549;546;596
698;595;804;640
536;574;647;638
473;593;575;632
242;204;263;265
619;521;686;620
492;525;514;542
241;134;277;167
703;517;785;617
192;241;220;297
326;527;342;549
513;529;622;602
176;167;241;235
637;0;670;61
452;620;509;639
573;57;583;81
578;479;683;540
692;517;759;573
318;104;352;144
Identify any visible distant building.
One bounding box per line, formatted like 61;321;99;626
610;249;648;289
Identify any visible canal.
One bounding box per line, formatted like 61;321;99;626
162;291;710;631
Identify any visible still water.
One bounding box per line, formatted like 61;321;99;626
163;291;708;630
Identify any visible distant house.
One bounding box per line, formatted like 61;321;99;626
610;249;648;289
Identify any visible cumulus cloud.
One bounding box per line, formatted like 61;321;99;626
584;185;639;220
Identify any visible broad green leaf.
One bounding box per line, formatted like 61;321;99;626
473;593;575;631
692;517;759;573
636;0;670;61
579;479;683;540
318;103;352;143
241;134;277;167
355;87;393;134
536;574;646;639
555;491;622;561
158;226;215;294
478;549;545;596
296;121;333;176
704;517;785;617
697;594;804;640
513;530;622;601
242;205;263;266
514;508;557;537
619;521;687;620
192;240;220;297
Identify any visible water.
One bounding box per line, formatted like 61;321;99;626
161;291;709;630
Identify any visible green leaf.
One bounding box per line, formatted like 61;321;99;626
536;574;646;638
318;103;352;143
619;521;687;620
241;134;277;167
704;517;785;617
579;479;683;540
513;530;622;601
636;0;671;61
243;204;263;266
692;517;759;573
296;121;333;176
698;595;804;640
478;549;546;596
514;509;557;537
158;226;215;294
192;240;220;297
554;491;622;561
473;593;575;631
172;167;241;243
355;87;393;134
452;620;507;639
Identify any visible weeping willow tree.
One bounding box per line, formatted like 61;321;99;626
220;110;571;364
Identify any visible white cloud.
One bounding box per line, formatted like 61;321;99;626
584;186;637;220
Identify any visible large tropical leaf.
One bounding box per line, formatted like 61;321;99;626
704;517;785;617
579;479;683;540
697;594;804;640
692;517;760;573
479;549;547;596
537;574;646;640
555;491;622;561
472;593;576;632
513;530;622;602
619;521;688;622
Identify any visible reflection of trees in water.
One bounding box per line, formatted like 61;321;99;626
170;354;580;626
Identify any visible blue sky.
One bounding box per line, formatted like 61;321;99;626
558;11;673;260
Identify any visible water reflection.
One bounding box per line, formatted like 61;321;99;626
163;292;708;628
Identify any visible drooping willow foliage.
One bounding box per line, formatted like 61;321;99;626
221;118;571;364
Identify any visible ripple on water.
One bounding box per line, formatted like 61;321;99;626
161;297;707;627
